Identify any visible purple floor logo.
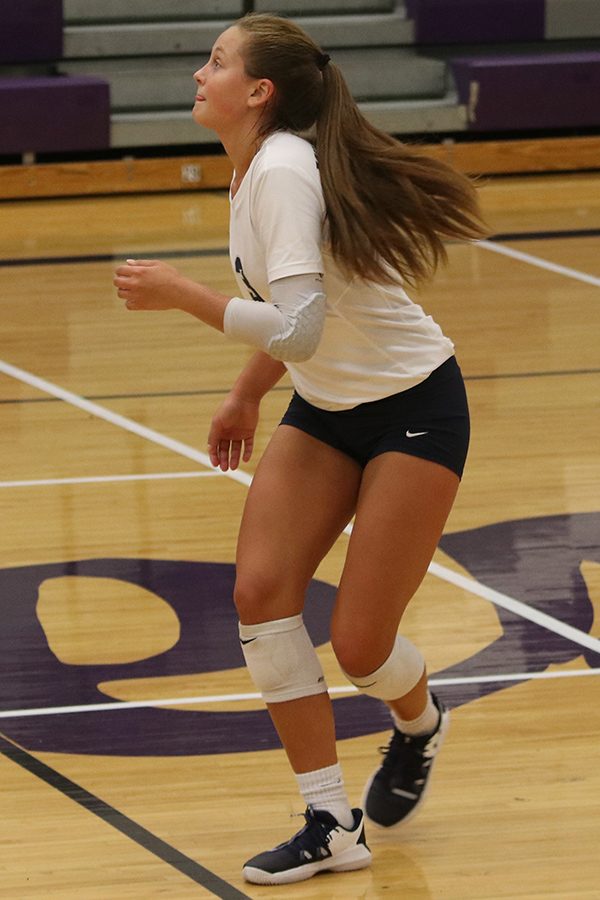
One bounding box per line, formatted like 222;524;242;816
1;512;598;756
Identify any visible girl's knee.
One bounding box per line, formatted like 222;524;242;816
334;627;425;701
331;620;393;678
233;571;276;622
233;569;305;623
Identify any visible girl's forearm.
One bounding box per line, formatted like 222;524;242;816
175;277;232;331
230;351;287;403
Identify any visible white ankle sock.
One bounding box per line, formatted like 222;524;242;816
392;692;439;736
295;763;354;829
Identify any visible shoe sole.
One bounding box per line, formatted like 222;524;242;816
242;844;372;885
361;708;450;830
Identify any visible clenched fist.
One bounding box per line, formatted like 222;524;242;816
113;259;185;311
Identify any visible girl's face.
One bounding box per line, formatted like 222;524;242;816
193;26;266;134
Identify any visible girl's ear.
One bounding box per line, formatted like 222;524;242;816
248;78;275;109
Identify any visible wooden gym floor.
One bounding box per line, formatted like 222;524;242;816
0;170;599;899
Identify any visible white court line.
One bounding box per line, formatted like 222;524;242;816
478;239;600;287
0;358;252;489
2;667;599;720
428;560;600;655
342;521;600;656
1;356;599;659
0;470;221;489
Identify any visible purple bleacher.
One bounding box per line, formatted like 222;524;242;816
1;0;63;63
450;51;600;131
405;0;544;44
0;77;110;155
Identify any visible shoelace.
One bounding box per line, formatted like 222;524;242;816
379;730;434;785
279;809;334;858
288;808;340;859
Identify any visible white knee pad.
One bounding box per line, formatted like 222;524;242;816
239;614;328;703
342;634;425;701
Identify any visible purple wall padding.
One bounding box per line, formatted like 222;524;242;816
0;77;111;155
0;0;63;63
450;52;600;131
404;0;544;44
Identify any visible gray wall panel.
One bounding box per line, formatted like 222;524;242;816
254;1;395;12
111;98;465;148
545;0;600;38
64;0;243;23
63;13;413;59
62;49;445;110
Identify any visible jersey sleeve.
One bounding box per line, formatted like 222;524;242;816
250;162;325;283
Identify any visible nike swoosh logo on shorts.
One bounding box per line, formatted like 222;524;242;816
406;430;428;438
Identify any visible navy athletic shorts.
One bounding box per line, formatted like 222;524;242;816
280;356;470;478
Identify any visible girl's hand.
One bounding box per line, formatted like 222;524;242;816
114;259;185;311
208;393;260;471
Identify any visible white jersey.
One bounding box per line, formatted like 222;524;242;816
229;131;455;411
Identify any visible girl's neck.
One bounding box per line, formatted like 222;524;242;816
225;129;273;198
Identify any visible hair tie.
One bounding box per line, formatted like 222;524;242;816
317;52;331;70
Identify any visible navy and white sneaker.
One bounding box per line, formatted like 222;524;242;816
242;806;371;885
362;693;449;829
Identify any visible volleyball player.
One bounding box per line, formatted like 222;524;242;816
114;12;487;886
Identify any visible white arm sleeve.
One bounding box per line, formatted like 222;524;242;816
223;273;326;363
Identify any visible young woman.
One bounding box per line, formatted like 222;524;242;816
114;12;486;886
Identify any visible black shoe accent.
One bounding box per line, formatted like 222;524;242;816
362;693;449;829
